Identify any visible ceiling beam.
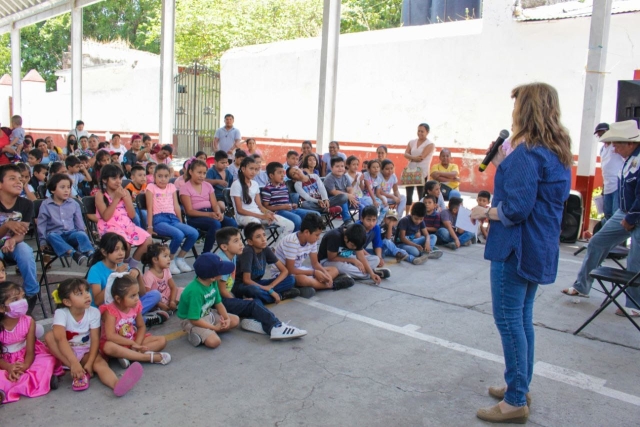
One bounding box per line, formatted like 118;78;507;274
0;0;104;33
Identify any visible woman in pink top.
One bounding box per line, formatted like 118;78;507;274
95;164;152;270
145;164;199;275
179;159;237;254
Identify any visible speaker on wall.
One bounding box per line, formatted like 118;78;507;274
616;80;640;126
560;190;583;243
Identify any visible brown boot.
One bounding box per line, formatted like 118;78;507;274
488;386;531;407
476;403;529;424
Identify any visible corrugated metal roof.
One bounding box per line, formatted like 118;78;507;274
0;0;51;20
516;0;640;21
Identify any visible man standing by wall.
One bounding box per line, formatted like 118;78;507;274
213;114;242;156
596;123;625;220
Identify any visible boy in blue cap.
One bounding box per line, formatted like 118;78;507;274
177;252;306;348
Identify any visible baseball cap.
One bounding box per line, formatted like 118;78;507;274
594;123;610;134
385;209;399;220
193;253;235;279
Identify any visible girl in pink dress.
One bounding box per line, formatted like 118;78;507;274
0;282;63;404
95;164;152;270
141;243;182;314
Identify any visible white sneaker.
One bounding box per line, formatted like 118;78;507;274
175;258;193;273
240;318;267;335
270;322;307;340
169;260;181;275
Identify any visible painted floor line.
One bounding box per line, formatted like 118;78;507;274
296;298;640;407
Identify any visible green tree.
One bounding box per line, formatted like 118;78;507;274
341;0;403;33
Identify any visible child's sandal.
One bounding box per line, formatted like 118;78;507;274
72;373;90;391
145;351;172;365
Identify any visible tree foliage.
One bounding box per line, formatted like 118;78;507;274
0;0;402;91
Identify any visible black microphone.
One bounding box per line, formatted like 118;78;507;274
479;130;510;172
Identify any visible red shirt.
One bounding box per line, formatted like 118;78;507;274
0;131;10;165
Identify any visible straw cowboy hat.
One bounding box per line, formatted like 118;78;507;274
600;120;640;143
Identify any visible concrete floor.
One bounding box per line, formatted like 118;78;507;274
2;237;640;427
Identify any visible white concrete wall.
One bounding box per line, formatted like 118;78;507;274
220;0;640;153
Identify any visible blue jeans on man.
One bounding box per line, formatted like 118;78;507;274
153;213;199;255
602;190;619;221
276;209;321;232
0;242;38;297
222;297;280;334
490;253;537;407
232;275;296;305
186;209;237;253
436;227;474;246
46;230;94;258
573;209;640;308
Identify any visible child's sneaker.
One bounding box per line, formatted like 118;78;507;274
270;323;307;340
445;242;458;250
187;331;202;347
240;318;267;335
427;250;443;260
296;287;316;298
395;252;409;263
374;268;391;279
72;251;87;266
153;309;170;322
412;254;429;265
144;313;163;328
169;260;181;275
50;374;60;390
463;240;473;246
118;358;131;369
280;288;301;301
333;274;355;290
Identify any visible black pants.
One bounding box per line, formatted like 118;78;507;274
405;183;425;206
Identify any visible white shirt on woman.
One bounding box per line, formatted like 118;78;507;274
407;138;435;180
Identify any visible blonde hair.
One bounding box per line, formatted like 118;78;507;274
511;83;572;167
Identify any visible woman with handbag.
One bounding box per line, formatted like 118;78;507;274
402;123;435;215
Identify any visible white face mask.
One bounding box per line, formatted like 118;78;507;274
5;299;28;318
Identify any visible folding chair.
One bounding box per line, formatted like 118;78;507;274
573;267;640;335
82;196;100;244
136;193;198;258
121;179;131;189
36;184;47;199
224;188;280;245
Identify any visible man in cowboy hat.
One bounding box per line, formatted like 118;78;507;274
563;120;640;317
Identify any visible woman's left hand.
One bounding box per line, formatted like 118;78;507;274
471;206;490;220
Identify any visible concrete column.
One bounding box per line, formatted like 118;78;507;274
159;0;176;145
10;26;20;116
316;0;341;156
575;0;613;232
71;3;83;128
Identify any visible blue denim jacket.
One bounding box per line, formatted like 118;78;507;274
485;144;571;284
618;144;640;225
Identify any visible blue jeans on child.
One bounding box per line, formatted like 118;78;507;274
46;231;94;257
369;239;422;263
222;297;280;334
397;235;437;257
186;209;237;253
0;242;38;297
276;209;321;232
490;253;537;407
153;213;199;254
133;208;148;229
141;290;162;315
233;275;296;304
436;227;474;246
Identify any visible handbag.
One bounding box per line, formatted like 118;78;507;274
400;166;423;186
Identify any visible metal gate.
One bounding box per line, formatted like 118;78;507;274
173;63;221;157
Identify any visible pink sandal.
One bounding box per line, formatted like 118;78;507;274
72;373;90;391
114;362;144;397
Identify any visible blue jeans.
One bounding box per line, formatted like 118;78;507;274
277;209;320;232
436;227;474;245
222;297;280;334
0;242;38;296
233;275;296;304
152;213;199;255
490;254;537;407
603;190;619;221
397;235;436;257
141;290;162;315
46;231;94;257
187;210;237;253
573;209;640;308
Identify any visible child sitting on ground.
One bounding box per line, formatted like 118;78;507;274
141;243;181;314
100;275;171;368
261;161;320;232
0;281;63;404
475;190;491;243
227;149;246;182
422;195;443;250
273;214;353;297
205;150;233;212
424;180;447;212
357;206;393;274
318;223;384;285
395;201;442;260
45;279;143;396
37;174;95;266
436;196;476;250
234;223;298;304
178;252;306;348
380;210;428;264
